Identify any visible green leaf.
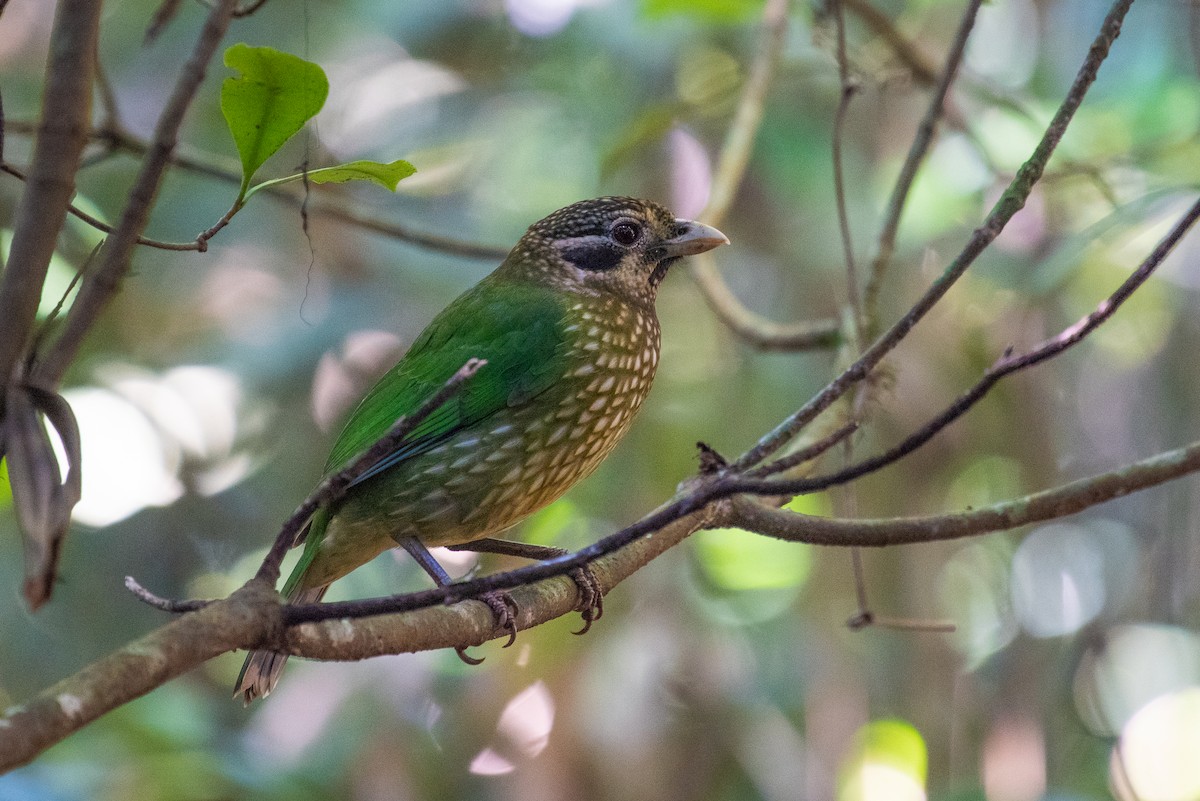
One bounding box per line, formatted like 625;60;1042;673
221;44;329;196
244;160;416;199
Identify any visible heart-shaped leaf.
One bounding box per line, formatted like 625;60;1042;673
221;44;329;197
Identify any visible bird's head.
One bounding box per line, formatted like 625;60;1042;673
504;197;729;306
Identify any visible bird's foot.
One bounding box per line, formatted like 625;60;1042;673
453;589;519;665
569;565;604;635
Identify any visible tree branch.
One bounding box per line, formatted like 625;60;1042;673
7;422;1200;771
735;191;1200;496
0;0;101;396
0;502;726;772
730;439;1200;546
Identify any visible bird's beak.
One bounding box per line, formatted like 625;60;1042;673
659;219;730;258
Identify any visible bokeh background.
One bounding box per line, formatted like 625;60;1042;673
2;0;1200;798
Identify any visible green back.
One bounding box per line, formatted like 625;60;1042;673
324;273;569;477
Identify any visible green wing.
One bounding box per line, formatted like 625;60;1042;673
323;275;568;480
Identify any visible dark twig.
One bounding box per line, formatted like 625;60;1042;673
125;576;211;613
746;421;858;478
253;358;487;585
4;119;515;261
732;0;1135;472
863;0;983;326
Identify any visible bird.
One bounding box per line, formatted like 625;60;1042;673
236;197;728;702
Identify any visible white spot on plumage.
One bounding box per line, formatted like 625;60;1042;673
573;364;595;377
599;376;615;392
546;425;569;445
589;397;607;412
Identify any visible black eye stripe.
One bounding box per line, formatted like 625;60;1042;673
557;238;624;272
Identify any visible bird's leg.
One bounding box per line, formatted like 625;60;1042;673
447;538;604;635
396;537;518;664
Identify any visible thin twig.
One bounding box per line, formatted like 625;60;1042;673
747;421;858;478
863;0;983;327
0;163;204;251
124;576;211;612
253;358;487;585
732;0;1135;472
728;435;1200;546
842;0;938;85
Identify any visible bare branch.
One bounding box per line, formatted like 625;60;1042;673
0;0;101;395
0;503;725;772
729;438;1200;547
747;421;859;478
732;0;1135;471
732;192;1200;498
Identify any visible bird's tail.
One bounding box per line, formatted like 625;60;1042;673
236;511;334;704
235;582;328;705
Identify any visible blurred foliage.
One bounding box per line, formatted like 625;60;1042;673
1;0;1200;799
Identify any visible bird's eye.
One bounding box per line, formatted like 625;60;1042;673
611;221;640;246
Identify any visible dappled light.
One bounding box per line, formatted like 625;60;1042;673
1112;688;1200;801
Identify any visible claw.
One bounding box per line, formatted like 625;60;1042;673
480;590;519;648
568;566;604;635
455;646;485;665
